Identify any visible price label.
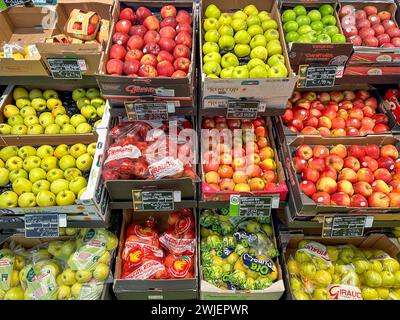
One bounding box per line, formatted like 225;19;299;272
297;65;337;88
125;101;172;121
31;0;57;4
24;214;60;238
132;190;180;211
48;58;82;79
226;101;259;119
0;0;30;11
322;215;373;238
229;195;271;217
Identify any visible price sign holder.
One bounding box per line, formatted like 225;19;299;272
226;100;259;119
322;215;374;238
297;65;337;89
125;101;175;121
0;0;30;11
24;213;64;238
132;190;181;211
48;58;82;79
229;195;272;217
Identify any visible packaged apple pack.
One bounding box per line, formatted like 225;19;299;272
102;116;197;182
120;209;196;280
286;239;400;300
65;9;101;41
0;228;118;300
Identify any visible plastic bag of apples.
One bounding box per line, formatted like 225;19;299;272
65;9;101;41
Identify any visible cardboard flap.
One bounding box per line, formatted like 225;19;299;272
36;41;101;54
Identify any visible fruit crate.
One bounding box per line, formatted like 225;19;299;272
198;208;285;300
339;0;400;66
199;0;298;112
113;209;198;300
282;233;400;300
201;117;288;202
279;0;353;70
0;85;108;147
96;0;197;107
273;87;400;145
281;134;400;218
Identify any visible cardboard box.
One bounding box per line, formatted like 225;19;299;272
0;6;54;76
113;209;198;300
282;134;400;217
36;0;113;76
280;1;353;68
0;85;101;146
200;0;298;112
283;234;400;300
96;0;197;103
201;117;288;201
344;65;400;75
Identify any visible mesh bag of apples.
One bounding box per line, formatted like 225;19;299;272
121;209;195;280
102;117;196;181
287;240;400;300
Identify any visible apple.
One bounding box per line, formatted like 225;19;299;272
350;194;368;207
331;192;351;206
12;177;32;195
312;192;330;205
69;176;87;195
316;177;337;194
106;59;123;75
0;191;18;208
368;191;390;207
32;179;50;195
338;168;358;184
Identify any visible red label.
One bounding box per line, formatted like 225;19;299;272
168;256;191;278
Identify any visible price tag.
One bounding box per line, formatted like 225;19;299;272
226;101;259;119
24;213;60;238
0;0;30;11
322;215;372;238
125;101;172;121
229;195;271;217
297;65;337;88
132;190;180;211
3;44;13;58
48;58;82;79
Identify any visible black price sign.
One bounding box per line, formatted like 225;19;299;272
227;101;259;119
297;65;337;88
132;190;175;211
322;215;372;238
25;213;59;238
48;58;82;79
0;0;30;11
230;195;271;217
125;102;169;121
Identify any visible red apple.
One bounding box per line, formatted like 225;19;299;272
282;109;294;124
123;60;140;75
175;31;192;48
308;157;326;172
357;167;374;184
354;181;373;197
172;70;187;78
348;145;366;158
348;35;362;46
144;30;160;44
157;60;174;77
173;44;190;59
160;5;177;19
160;17;177;29
173;57;190;72
340;5;355;18
157;50;174;63
176;23;192;34
300;180;316;197
356;10;367;21
344;156;361;171
365;144;380;160
338;168;358;184
143;42;160;55
381;144;399;160
343;26;358;38
295;145;313;160
378;11;391;21
159;26;176;39
313;145;330;159
136;6;152;24
325;155;344;172
138;64;158;77
127;35;144;50
115;19;132;34
125;49;143;62
119;8;136;23
360;156;379;172
377;33;391;45
109;44;126;60
359;27;375;39
374;168;392;183
368;191;390;207
140;53;157;67
382;19;396;31
331;192;351;206
312;192;330;205
302;168;320;183
112;32;129;46
364;6;378;16
372;24;385;36
316;177;337;194
129;25;148;37
368;14;381;26
387;27;400;38
176;10;192;24
321;167;338;180
374;124;390;133
392;37;400;47
350;194;368;207
292;156;307;173
106;58;123;75
363;35;379;47
357;19;371;29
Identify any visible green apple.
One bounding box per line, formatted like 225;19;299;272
268;54;285;66
319;4;334;17
17;192;36;207
72;88;86;101
64;168;82;181
3;104;19;119
250;34;267;49
87;143;96;157
247;58;265;70
76;98;90;110
43;89;58;100
44;124;60;135
267;40;282;55
0;167;9;186
250;46;268;61
267;62;288;78
20;106;36;118
46;98;62;110
29;168;47;183
6;156;23;171
332;34;346;43
96;105;105;117
41;156;58;172
71;283;82;299
36;190;56;207
308;10;321;22
234;44;251;58
312;288;330;300
203;52;221;64
282;9;296;23
325;26;339;38
220;67;234;78
232;10;247;20
69;176;87;195
296;15;310;27
232;66;249;78
298;34;312;43
76;153;92;171
8;115;24;126
80;106;97;119
231;18;247;32
243;4;258;16
59;155;76;171
60;124;76;134
221;53;239;68
18;146;36;159
0;191;18;208
51;106;66;117
246;15;261;27
202;42;219;55
60;269;76;287
0;124;11;135
54;144;69;159
218;35;235;50
12;177;32;195
298;25;312;35
75;123;91;134
284;21;298;33
50;179;69;195
234;30;251;44
218;25;234;37
317;33;331;43
36;145;54;159
205;4;221;19
99;251;111;264
293;5;307;17
30;176;48;194
106;232;118;250
9;169;28;183
203;61;221;77
0;146;18;161
85;88;100;100
15;98;31;109
204;18;219;31
93;263;109;281
258;11;271;22
31;98;47;112
23;115;39;127
262;19;278;31
218;13;232;26
77;187;86;200
27;124;43;135
23;155;41;171
39;112;54;128
249;65;269;78
55;115;70;127
46;168;65;182
13;87;29;100
322;15;336;26
4;287;24;300
311;21;324;31
75;270;92;283
205;30;220;43
69;144;87;159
